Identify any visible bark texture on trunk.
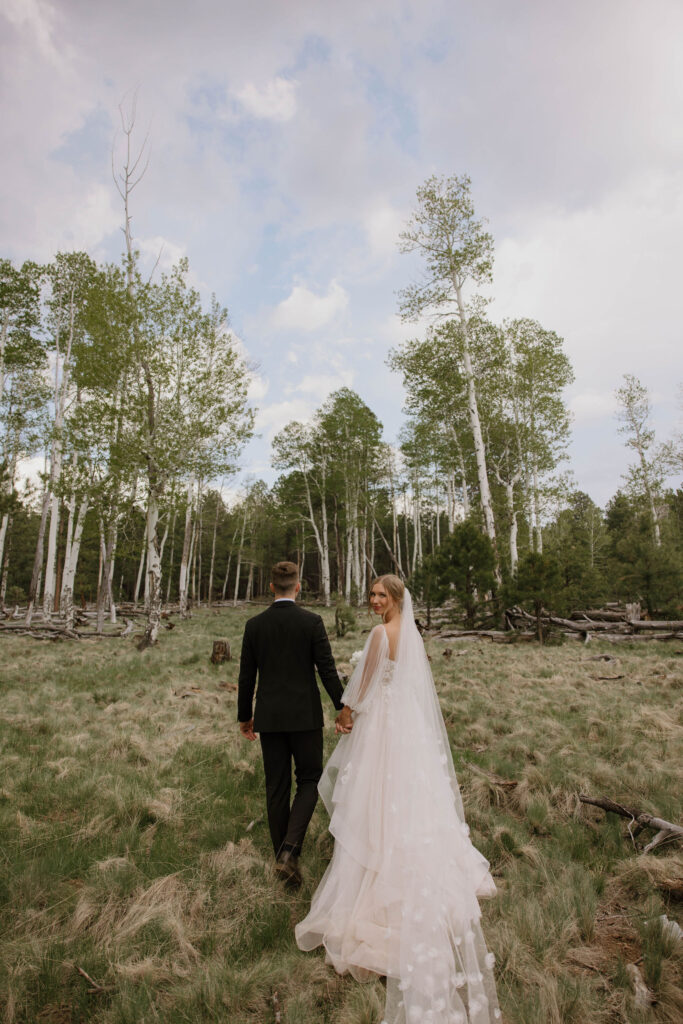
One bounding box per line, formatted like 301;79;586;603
62;497;89;630
139;489;162;648
25;485;51;625
179;477;194;618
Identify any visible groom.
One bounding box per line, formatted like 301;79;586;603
238;561;352;887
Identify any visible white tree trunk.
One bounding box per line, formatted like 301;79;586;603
233;504;247;605
62;476;77;591
531;456;543;554
0;513;9;578
96;522;117;630
207;498;219;606
0;451;19;572
369;516;375;580
178;476;194;618
108;525;117;623
42;484;61;619
221;523;239;601
165;507;177;603
507;483;519;573
390;471;404;571
42;287;76;619
453;281;497;561
25;479;51;625
359;512;367;600
134;523;147;606
62;496;89;630
299;522;306;584
196;488;203;606
353;511;362;604
640;457;662;546
140;490;162;647
0;515;12;606
301;468;330;605
319;488;330;605
345;524;353;604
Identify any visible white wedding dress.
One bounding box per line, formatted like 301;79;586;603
295;591;501;1024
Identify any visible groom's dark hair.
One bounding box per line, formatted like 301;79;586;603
271;561;299;593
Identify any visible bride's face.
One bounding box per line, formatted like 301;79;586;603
369;583;394;618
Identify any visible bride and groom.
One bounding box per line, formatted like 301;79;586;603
238;561;500;1024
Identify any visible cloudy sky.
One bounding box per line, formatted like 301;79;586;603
2;0;681;505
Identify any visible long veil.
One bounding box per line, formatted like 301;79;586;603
297;590;500;1024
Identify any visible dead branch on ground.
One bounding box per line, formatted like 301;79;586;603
579;795;683;853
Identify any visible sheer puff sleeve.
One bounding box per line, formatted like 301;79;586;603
341;624;388;713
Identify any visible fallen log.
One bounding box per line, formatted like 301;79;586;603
630;619;683;631
571;609;629;622
579;794;683;853
508;608;683;640
547;614;629;633
432;629;537;643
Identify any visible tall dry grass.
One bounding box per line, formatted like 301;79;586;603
0;607;681;1022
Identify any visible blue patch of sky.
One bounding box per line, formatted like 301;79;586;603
287;33;332;74
354;63;418;155
51;105;113;173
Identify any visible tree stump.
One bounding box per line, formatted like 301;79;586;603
211;639;231;664
625;602;641;622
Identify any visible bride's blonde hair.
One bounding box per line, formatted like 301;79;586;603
368;574;405;613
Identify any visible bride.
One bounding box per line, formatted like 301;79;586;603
295;575;501;1024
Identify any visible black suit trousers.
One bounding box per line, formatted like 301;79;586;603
259;729;323;857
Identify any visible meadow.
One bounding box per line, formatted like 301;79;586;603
0;605;681;1024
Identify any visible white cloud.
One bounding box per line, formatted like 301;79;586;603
291;370;354;395
70;183;120;250
365;203;405;259
234;77;298;122
137;235;186;273
490;170;683;393
3;0;65;69
271;280;349;331
255;398;316;438
247;373;269;401
569;391;618;422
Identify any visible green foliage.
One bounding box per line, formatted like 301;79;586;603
334;601;356;637
605;490;683;616
544;491;609;611
397;173;494;321
511;551;563;642
419;519;496;626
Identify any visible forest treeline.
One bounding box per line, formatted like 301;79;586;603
1;176;681;637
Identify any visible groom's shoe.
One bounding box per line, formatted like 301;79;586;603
275;848;302;889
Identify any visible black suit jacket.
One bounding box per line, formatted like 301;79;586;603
237;601;344;732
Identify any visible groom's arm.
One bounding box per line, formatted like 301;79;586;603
237;622;258;730
312;615;345;712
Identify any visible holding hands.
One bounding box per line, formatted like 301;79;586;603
335;706;353;734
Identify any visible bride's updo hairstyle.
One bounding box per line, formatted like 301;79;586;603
368;574;405;612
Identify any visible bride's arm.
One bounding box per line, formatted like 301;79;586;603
342;625;386;712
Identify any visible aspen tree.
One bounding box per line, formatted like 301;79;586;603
398;175;498;568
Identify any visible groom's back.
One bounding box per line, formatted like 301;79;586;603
238;602;340;732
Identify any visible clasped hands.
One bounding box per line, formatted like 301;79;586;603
335;706;353;734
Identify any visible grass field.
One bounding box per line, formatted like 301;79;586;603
0;605;681;1024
